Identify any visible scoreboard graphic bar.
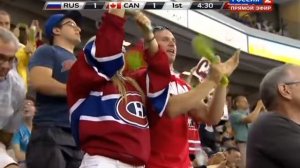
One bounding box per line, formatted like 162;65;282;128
43;1;228;10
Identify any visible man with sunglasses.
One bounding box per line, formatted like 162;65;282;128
147;26;239;167
247;64;300;168
26;12;83;168
0;27;26;168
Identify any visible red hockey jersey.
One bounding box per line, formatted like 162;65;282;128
147;73;200;168
67;13;170;165
188;118;201;155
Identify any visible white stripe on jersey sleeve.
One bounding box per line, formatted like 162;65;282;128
89;91;103;96
80;115;126;125
70;98;86;115
90;41;124;63
101;94;121;101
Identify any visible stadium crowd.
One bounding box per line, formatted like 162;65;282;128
1;5;300;168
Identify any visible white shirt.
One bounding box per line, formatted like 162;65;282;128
0;67;26;132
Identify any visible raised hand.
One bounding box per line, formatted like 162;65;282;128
24;41;35;54
133;11;153;40
132;11;158;56
207;63;225;84
221;49;240;76
256;100;266;111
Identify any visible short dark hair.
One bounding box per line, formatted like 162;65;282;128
226;146;240;153
259;64;291;110
26;94;36;103
221;137;234;145
232;95;245;110
153;25;171;34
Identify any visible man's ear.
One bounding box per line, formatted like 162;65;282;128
52;27;61;36
278;84;292;100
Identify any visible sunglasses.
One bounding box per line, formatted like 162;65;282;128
153;26;171;33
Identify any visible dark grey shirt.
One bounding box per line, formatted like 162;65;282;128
29;45;76;128
247;112;300;168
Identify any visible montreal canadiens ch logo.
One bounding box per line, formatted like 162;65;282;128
116;93;148;128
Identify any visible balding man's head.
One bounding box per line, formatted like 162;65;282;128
259;64;299;110
0;27;18;80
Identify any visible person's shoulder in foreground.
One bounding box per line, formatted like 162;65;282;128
247;111;300;168
247;64;300;168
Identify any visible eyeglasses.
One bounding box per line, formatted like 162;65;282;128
284;81;300;85
0;53;16;65
153;26;170;33
60;21;80;29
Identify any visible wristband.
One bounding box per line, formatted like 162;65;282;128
145;36;155;43
220;76;229;87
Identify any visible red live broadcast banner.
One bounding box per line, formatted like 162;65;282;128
225;0;274;12
229;4;273;12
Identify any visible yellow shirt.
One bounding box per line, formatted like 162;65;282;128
16;46;31;90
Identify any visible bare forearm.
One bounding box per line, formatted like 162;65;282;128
166;80;217;118
14;150;26;161
145;36;159;56
31;78;66;96
249;106;262;121
206;85;227;125
244;105;261;123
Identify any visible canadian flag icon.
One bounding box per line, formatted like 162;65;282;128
106;2;122;9
263;0;274;4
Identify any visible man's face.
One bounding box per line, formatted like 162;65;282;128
54;18;81;45
226;150;241;166
284;66;300;108
0;40;17;80
23;99;36;118
154;29;177;65
0;14;10;30
236;96;249;110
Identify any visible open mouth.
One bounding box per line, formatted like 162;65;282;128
0;72;7;77
167;49;175;54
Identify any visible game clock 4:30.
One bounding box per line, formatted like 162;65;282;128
197;2;214;9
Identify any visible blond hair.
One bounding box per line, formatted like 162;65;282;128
111;70;145;104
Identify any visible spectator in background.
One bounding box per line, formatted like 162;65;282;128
13;22;38;89
224;147;241;168
247;64;300;168
26;11;83;168
200;123;218;153
198;90;218;154
11;96;36;168
207;147;241;168
221;137;235;149
0;10;41;90
0;27;26;168
229;96;265;168
0;10;10;30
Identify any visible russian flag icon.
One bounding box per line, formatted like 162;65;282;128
45;2;62;10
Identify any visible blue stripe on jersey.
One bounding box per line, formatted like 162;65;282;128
70;94;121;145
70;105;82;146
72;95;121;119
149;86;170;117
84;40;124;78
